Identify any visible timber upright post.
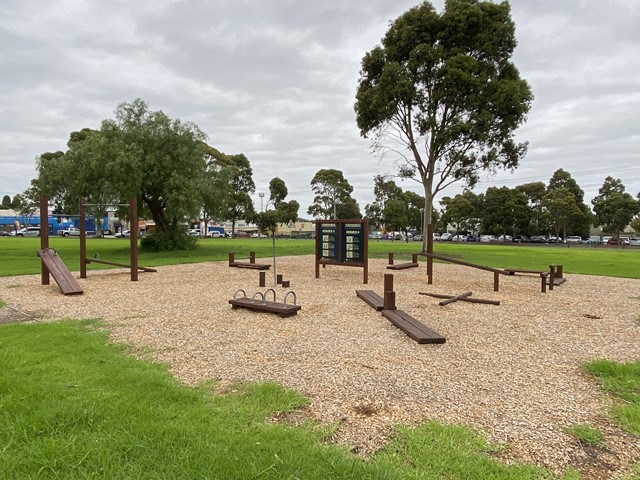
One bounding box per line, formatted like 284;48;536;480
79;197;87;278
130;197;138;281
427;223;434;284
40;195;50;286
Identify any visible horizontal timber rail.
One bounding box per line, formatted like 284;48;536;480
85;258;157;272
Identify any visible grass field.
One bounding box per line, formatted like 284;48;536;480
1;236;639;278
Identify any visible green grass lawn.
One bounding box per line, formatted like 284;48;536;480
1;237;640;278
0;320;578;480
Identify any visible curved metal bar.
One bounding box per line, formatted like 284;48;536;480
233;289;247;299
252;291;265;302
264;288;276;302
283;291;297;306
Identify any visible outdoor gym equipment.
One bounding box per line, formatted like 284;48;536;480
229;288;301;317
387;252;419;270
228;252;270;270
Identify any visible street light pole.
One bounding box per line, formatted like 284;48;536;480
259;192;265;212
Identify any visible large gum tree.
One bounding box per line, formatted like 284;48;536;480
355;0;533;251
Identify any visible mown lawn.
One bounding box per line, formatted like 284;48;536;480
1;237;639;278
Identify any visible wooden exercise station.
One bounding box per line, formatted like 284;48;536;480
419;291;500;306
357;274;446;344
387;252;419;270
229;289;301;317
228;252;271;270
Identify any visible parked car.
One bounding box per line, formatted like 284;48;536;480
585;235;602;244
465;234;479;242
629;238;640;246
566;236;583;244
412;234;424;242
601;236;612;244
480;235;497;243
233;231;250;238
433;233;441;241
187;228;201;237
530;235;546;243
115;229;131;238
0;231;11;236
251;232;268;238
607;237;619;245
496;234;512;242
451;234;466;242
512;235;529;243
548;236;563;243
440;233;453;241
10;227;40;237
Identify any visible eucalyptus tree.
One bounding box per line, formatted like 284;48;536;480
307;169;358;219
541;187;583;242
355;0;533;248
546;169;590;237
591;177;640;241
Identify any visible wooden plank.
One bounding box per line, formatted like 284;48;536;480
356;290;384;311
381;309;445;344
230;262;271;270
439;291;472;306
38;249;83;295
86;258;157;272
419;292;500;305
387;262;419;270
229;297;300;317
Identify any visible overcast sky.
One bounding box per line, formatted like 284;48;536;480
1;0;639;216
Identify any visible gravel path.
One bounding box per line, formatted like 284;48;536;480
1;255;639;478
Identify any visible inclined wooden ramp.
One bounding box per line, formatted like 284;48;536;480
38;248;83;295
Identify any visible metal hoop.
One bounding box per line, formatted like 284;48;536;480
264;289;276;302
233;289;247;299
252;291;265;302
283;291;297;306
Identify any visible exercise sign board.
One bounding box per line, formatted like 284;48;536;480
314;219;368;283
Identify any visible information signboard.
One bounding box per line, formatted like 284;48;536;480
314;219;368;283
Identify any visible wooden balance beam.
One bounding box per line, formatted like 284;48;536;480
356;274;445;344
387;252;419;270
85;258;157;272
419;291;500;306
228;252;271;270
229;290;300;317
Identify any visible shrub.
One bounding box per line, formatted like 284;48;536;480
141;228;197;252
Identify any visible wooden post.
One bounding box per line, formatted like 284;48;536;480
229;252;235;266
493;271;500;292
548;265;555;291
259;271;266;287
282;280;290;288
556;265;563;278
130;197;138;281
384;273;394;294
249;251;256;264
40;195;50;285
388;252;394;265
276;274;283;285
384;290;396;311
541;273;547;293
79;197;87;278
427;223;433;284
411;253;418;264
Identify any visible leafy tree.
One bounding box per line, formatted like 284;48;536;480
307;169;357;219
335;198;362;220
1;195;11;209
255;178;299;285
592;176;640;240
541;187;583;242
200;144;233;233
404;190;426;232
515;181;547;235
36;99;209;247
630;216;640;236
481;186;528;238
383;198;409;241
364;175;403;229
216;153;256;237
441;192;476;234
355;0;533;237
546;169;590;237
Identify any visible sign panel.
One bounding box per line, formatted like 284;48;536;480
342;223;364;264
318;222;339;261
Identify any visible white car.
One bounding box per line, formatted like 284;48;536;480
10;227;40;237
251;232;268;238
480;235;497;243
440;233;453;241
566;236;583;244
115;230;131;238
187;229;201;237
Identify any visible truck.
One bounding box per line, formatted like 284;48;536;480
57;227;81;237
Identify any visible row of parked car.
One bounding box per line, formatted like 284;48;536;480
433;233;640;245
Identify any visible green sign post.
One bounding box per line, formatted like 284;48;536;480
314;219;368;283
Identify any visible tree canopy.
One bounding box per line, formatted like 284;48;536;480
307;169;360;219
354;0;533;247
592;176;640;239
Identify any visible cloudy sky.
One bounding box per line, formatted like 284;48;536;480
1;0;639;216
